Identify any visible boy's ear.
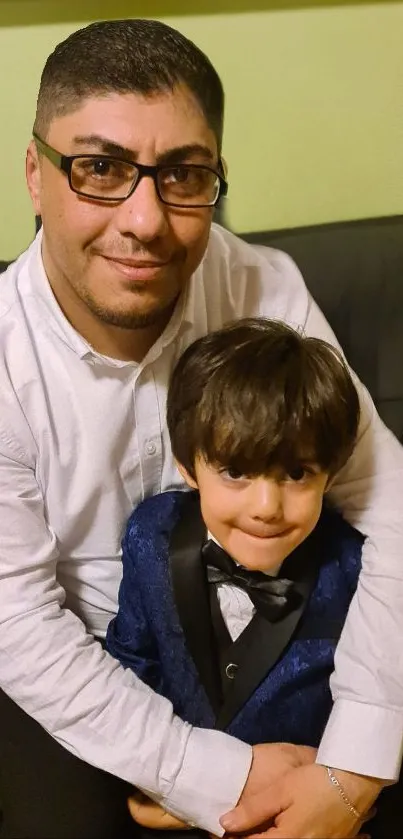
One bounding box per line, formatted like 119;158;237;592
175;459;198;490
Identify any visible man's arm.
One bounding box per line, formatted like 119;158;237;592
0;435;252;835
304;295;403;779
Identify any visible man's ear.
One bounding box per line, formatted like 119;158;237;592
220;157;228;179
26;140;42;216
175;459;198;490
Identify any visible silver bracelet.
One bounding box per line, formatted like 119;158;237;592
325;766;363;820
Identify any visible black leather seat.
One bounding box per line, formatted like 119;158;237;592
242;215;403;441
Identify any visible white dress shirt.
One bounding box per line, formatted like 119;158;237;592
1;225;403;833
218;585;256;641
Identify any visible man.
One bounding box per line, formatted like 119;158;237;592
0;17;401;839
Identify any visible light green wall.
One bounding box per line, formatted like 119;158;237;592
0;1;402;260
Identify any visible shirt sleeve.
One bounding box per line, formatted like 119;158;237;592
0;429;251;834
303;294;403;780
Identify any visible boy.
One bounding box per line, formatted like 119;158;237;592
107;318;387;834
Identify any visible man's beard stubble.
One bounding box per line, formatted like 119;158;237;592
79;280;180;331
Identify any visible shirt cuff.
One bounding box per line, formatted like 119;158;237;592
317;698;403;781
160;726;252;835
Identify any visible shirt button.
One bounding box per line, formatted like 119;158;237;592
225;663;238;680
145;441;157;456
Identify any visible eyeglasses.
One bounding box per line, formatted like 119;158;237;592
33;133;228;208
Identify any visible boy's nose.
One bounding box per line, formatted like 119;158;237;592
250;478;283;521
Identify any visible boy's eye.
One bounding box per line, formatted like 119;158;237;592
284;463;319;482
287;465;306;482
221;467;244;481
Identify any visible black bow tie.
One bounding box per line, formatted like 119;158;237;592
202;539;301;622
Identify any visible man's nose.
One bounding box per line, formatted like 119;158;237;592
113;174;170;242
250;478;283;520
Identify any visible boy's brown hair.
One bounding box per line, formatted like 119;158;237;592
167;318;360;481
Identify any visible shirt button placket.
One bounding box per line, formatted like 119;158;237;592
145;441;157;457
134;367;163;497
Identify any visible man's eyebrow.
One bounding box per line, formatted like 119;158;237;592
71;135;216;165
156;145;215;165
72;135;135;159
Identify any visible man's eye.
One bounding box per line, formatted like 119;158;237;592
163;166;211;186
163;166;192;184
89;159;127;178
77;159;125;179
91;159;114;176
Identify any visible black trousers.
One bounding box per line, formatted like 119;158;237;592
0;690;203;839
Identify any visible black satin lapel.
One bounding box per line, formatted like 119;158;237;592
169;492;222;713
216;526;324;729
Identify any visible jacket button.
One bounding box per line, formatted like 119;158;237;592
225;662;238;679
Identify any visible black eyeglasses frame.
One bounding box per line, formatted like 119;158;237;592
32;132;228;208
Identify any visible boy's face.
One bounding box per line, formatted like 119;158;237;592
179;459;329;572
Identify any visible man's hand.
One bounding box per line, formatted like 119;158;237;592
127;744;316;833
128;791;191;830
220;763;383;839
237;742;317;800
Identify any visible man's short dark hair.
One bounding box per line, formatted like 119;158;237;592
167;318;360;481
34;18;224;150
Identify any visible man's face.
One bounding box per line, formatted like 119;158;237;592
180;459;329;572
27;88;217;335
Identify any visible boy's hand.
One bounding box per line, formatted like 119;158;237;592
221;763;383;838
128;791;190;830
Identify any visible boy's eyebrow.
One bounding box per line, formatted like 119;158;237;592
71;135;216;165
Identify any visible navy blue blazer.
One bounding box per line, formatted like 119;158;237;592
106;490;363;747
